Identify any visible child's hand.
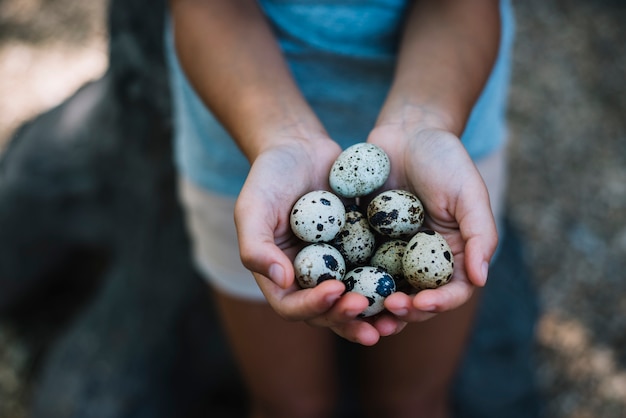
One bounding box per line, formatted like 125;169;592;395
368;125;499;321
234;138;406;345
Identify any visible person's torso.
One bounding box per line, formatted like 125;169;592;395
167;0;515;196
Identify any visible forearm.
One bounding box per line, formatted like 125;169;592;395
377;0;501;136
169;0;327;161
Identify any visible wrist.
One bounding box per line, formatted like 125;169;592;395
368;103;464;191
240;114;331;163
374;100;461;138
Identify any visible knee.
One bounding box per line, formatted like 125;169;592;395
250;392;337;418
362;391;450;418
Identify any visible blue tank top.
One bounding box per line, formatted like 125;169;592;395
166;0;515;196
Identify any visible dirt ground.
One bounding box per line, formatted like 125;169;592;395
507;2;626;417
1;0;625;417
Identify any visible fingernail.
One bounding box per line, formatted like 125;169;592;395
394;308;408;317
346;309;363;318
325;293;341;305
269;263;286;288
481;261;489;286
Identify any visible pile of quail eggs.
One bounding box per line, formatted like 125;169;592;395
290;143;454;317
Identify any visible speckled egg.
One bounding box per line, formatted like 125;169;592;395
342;266;396;317
293;243;346;289
367;190;425;238
371;239;413;293
329;143;390;198
402;230;454;290
371;239;407;280
331;205;376;267
290;190;346;243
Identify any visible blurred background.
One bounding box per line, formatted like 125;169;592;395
0;0;625;417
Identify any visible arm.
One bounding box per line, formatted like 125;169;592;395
378;0;500;134
369;0;501;319
169;0;389;345
169;0;326;158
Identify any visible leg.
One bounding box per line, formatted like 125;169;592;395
358;147;507;417
213;290;339;418
177;178;339;417
358;292;480;418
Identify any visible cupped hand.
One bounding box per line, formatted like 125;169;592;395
234;137;405;345
367;125;499;321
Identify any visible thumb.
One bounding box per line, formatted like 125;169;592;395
457;186;499;287
234;192;295;289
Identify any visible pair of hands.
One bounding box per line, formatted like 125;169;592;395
234;125;498;346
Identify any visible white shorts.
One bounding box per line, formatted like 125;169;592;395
178;146;508;301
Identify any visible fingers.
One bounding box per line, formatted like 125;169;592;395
464;232;495;287
412;277;475;312
370;313;408;336
456;183;499;287
384;292;437;322
322;301;407;345
235;181;296;288
384;252;476;318
331;321;381;346
253;273;344;318
257;278;383;345
256;276;409;345
382;284;473;327
239;232;293;289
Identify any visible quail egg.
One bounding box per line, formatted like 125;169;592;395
329;143;390;198
331;205;376;267
342;266;396;317
371;239;410;285
367;189;424;238
294;243;346;289
402;230;454;290
290;190;346;242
